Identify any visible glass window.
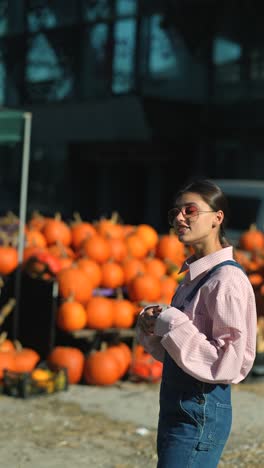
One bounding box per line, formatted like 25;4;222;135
27;0;78;32
0;48;6;104
149;15;179;79
79;23;111;98
25;32;74;102
115;0;137;16
213;37;242;83
112;19;136;94
0;0;8;37
90;23;110;77
213;37;241;65
83;0;113;22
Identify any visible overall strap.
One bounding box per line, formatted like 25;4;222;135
185;260;245;305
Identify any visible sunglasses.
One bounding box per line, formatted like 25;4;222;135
168;204;214;226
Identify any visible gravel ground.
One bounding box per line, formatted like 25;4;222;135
0;378;263;468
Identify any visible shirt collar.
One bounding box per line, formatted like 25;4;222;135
180;246;234;281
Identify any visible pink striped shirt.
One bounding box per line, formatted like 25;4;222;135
136;246;257;384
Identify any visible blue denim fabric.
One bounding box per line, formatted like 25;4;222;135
157;352;232;468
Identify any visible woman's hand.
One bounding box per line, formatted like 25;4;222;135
137;305;163;336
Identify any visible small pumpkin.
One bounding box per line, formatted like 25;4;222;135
100;261;125;289
56;298;87;332
86;296;114;330
159;274;178;304
143;256;167;279
127;273;161;302
96;212;124;239
129;353;163;383
238;224;264;251
76;257;102;288
57;266;94;304
47;346;85;384
125;233;148;259
0;245;18;276
0;332;15;352
12;340;40;373
122;257;146;285
42;213;72;247
82;234;111;264
112;295;135;329
155;230;185;264
83;349;121;386
107;237;128;263
25;228;47;248
70;212;97;250
136;224;159;251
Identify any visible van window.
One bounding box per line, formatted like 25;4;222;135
227;196;261;230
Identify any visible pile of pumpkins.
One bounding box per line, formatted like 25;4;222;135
0;211;189;334
1;214;264;386
234;223;264;353
0;211;188;386
0;331;163;387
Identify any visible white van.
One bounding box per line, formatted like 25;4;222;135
212;179;264;246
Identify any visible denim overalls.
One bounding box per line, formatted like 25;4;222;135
157;260;245;468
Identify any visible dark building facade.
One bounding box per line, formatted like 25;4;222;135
0;0;264;232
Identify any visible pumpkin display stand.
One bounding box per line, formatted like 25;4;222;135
0;271;58;359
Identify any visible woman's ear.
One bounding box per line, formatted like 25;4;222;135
213;210;224;228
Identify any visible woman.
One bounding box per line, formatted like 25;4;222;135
136;178;257;468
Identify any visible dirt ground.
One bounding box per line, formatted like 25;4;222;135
0;379;264;468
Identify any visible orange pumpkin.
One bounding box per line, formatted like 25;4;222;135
76;257;102;288
118;342;133;369
12;341;40;373
96;213;124;239
238;224;264;251
125;233;148;259
112;297;135;328
47;346;85;384
57;266;93;304
86;296;114;329
159;274;178;304
129;353;163;382
108;237;128;263
247;272;263;288
27;211;48;231
42;215;72;247
155;230;185;264
136;224;159;251
100;261;125;289
70;213;97;250
127;273;161;302
0;246;18;275
106;344;130;377
56;299;87;332
144;256;167;279
0;332;15;353
25;228;47;248
122;257;146;285
48;242;75;260
82;234;111;264
83;349;121;385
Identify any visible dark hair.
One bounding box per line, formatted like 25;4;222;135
174;177;230;247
